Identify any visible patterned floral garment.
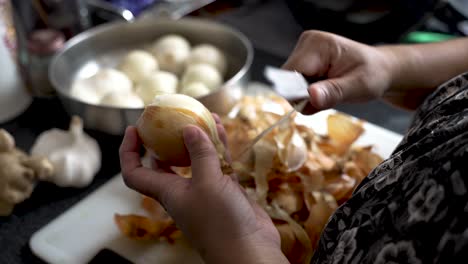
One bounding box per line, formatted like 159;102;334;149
312;72;468;264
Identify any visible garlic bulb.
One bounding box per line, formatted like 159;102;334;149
179;82;211;98
136;94;230;171
186;44;227;76
70;68;132;104
181;63;222;91
118;50;158;83
136;71;178;105
100;90;144;108
31;116;101;188
151;35;191;75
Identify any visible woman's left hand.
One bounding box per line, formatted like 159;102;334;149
119;116;288;264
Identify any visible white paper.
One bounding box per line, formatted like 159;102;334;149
264;66;309;100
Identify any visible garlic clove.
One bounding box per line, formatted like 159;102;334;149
136;94;228;169
181;63;222;92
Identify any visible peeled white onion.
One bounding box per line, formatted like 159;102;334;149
181;63;222;91
118;50;158;83
70;83;101;104
136;94;229;170
135;71;178;105
186;44;227;76
88;68;132;96
179;82;211;98
151;34;191;75
100;91;144;108
70;68;132;104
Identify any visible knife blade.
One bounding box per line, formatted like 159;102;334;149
232;68;310;161
233;99;308;160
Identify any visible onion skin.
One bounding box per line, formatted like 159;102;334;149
137;106;208;167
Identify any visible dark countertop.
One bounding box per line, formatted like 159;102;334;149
0;1;415;260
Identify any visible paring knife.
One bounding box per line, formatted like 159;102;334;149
233;68;310;160
233;99;308;160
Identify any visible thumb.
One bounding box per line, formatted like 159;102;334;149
308;74;363;109
183;125;222;184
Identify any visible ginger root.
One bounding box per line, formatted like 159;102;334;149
0;129;54;216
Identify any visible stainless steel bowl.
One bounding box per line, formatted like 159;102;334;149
50;17;253;135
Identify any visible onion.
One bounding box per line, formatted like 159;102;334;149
135;71;178;105
186;44;227;76
181;63;222;91
118;50;158;83
136;94;231;172
70;68;132;104
179;82;211;98
100;91;144;108
151;34;190;75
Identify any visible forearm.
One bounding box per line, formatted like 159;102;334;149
379;37;468;109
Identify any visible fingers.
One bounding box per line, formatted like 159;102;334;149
120;126;185;205
308;73;364;109
212;113;221;124
213;112;232;163
282;31;331;77
183;125;223;184
216;124;232;163
150;158;175;173
119;126;143;175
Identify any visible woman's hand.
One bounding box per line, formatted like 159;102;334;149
283;30;394;111
119;116;288;264
284;31;468;111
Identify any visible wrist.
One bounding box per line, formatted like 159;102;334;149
376;44;431;109
199;235;288;264
376;45;418;94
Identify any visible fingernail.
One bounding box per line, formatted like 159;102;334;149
183;126;199;146
309;85;326;108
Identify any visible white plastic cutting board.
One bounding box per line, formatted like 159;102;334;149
30;109;403;264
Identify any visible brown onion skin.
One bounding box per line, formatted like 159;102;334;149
136;103;216;167
136;105;192;167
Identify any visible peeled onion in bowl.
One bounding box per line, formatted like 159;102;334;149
70;68;132;104
186;44;227;76
151;34;191;75
181;63;222;91
135;71;178;105
179;82;211;98
84;68;132;97
100;91;144;108
136;94;231;172
118;50;158;83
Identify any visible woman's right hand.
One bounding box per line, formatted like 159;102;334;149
283;30;396;111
